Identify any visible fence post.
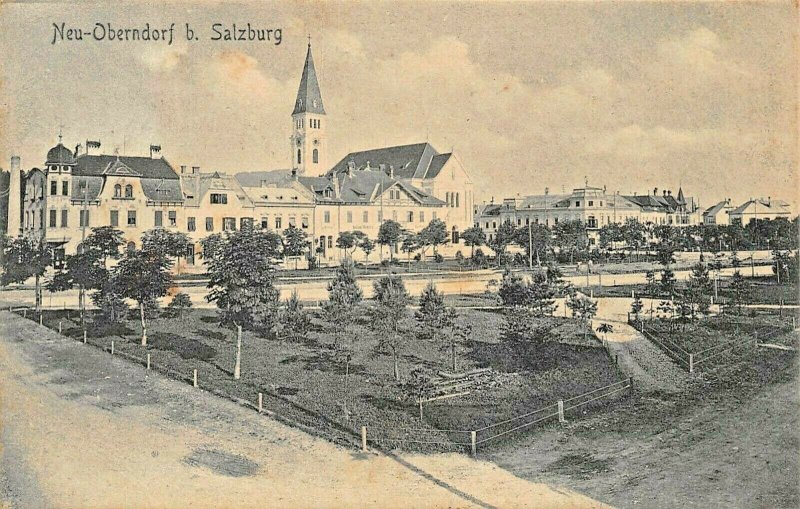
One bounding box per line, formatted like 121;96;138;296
631;290;635;299
558;400;566;423
258;392;263;413
147;353;151;370
83;330;87;344
470;431;477;456
629;376;634;395
111;340;114;355
58;321;62;334
361;426;368;452
23;309;26;318
193;369;198;388
234;325;242;380
419;399;423;419
39;314;43;326
689;354;694;374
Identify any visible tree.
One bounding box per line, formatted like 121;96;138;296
47;248;107;323
461;226;486;259
336;230;363;260
553;220;588;264
1;237;52;312
596;323;614;342
371;275;410;381
527;271;558;316
282;224;310;269
660;268;677;296
82;226;124;267
141;228;191;270
281;290;311;341
490;221;517;265
515;223;552;267
90;278;128;323
728;271;749;315
621;218;646;261
113;247;173;344
204;225;283;333
631;295;644;320
772;249;791;285
566;293;598;342
418;218;448;258
416;281;451;338
359;236;376;264
400;232;419;269
377;220;402;262
199;233;225;262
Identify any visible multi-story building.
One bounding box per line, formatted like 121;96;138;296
727;198;792;226
475;184;701;249
6;42;473;268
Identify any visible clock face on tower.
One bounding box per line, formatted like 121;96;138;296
313;139;319;146
296;139;302;147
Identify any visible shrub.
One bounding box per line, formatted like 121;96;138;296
433;253;444;263
163;292;193;318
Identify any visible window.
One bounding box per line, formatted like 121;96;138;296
378;210;383;222
324;211;331;223
313;149;319;164
327;237;333;249
275;216;282;229
110;210;119;227
50;181;57;195
297;149;302;165
407;211;413;222
60;209;68;227
154;211;163;227
575;201;580;207
288;216;296;227
49;209;56;227
223;217;236;231
126;241;135;252
186;245;195;265
205;217;214;231
456;192;460;208
79;210;90;227
346;211;353;223
125;185;133;198
433;211;438;220
62;181;69;196
587;216;597;228
114;184;122;197
492;221;497;229
210;193;227;204
241;217;253;229
187;217;196;232
525;217;530;225
420;211;425;223
588;201;594;207
301;216;309;229
445;192;450;207
168;210;177;227
261;217;269;229
362;211;368;223
127;210;136;226
517;219;521;226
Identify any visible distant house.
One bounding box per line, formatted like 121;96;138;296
702;200;734;226
728;198;791;226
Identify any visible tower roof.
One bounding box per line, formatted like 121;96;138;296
292;43;325;115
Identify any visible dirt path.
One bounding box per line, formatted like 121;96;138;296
0;311;608;509
592;297;691;393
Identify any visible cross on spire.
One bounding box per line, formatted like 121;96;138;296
58;124;64;143
307;34;312;47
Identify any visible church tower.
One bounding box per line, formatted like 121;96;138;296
290;41;326;175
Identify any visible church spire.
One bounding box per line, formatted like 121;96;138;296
292;41;325;115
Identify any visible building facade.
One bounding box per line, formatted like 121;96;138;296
8;42;473;268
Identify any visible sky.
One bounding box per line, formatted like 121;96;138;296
0;1;797;210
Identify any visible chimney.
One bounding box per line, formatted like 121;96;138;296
180;165;187;174
379;163;386;173
192;166;200;175
663;190;667;197
653;187;658;196
668;190;672;196
365;160;371;171
7;156;22;236
388;165;394;178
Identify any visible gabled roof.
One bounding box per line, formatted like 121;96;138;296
74;154;178;180
729;199;791;215
298;168;444;206
623;194;680;213
198;172;253;207
102;159;142;177
703;201;729;217
292;44;325;115
234;170;293;188
328;142;452;180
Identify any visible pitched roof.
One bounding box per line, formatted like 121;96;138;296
74;154;178;180
729;199;791;215
328;142;452;180
703;201;729;217
623;194;680;213
298;168;444;206
69;176;183;202
292;44;325;115
234;170;293;188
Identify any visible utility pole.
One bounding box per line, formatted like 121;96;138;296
528;222;533;269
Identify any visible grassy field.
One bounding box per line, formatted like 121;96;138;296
30;305;622;453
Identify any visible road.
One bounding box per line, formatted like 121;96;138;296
0;265;775;310
0;311;608;509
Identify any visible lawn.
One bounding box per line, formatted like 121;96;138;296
30;303;622;453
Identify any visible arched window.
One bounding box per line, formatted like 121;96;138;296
456;192;460;208
312;149;319;164
114;184;122;197
124;185;133;198
297;149;302;165
126;241;135;252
